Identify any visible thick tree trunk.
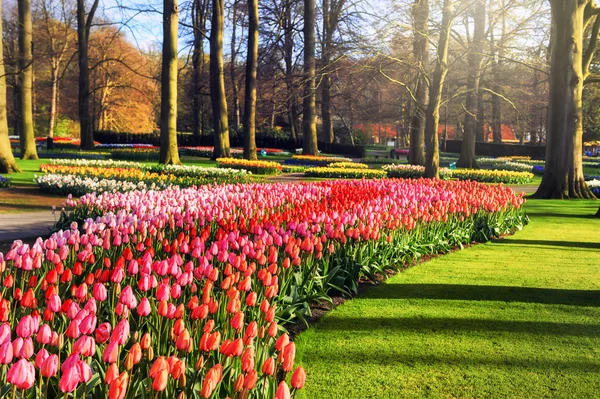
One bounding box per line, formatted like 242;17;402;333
17;0;38;160
284;1;298;141
159;0;181;165
210;0;231;158
230;3;240;129
191;0;208;140
0;1;20;173
409;0;429;166
457;0;485;169
77;0;98;150
302;0;319;155
321;0;334;144
424;0;453;178
243;0;258;160
533;0;593;199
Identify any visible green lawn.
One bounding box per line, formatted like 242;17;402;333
295;199;600;398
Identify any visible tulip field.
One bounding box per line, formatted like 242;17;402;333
0;177;528;398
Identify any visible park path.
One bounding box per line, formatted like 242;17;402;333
0;211;57;251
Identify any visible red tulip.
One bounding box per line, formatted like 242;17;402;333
59;365;80;393
291;366;306;389
274;381;291;399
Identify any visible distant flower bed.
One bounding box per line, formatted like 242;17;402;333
111;148;160;161
477;158;533;173
304;167;386;179
281;165;308;173
36;174;159;195
287;155;353;166
0;176;10;188
180;146;244;158
362;157;406;164
328;162;369;169
217;158;283;175
38;163;255;195
97;143;156;148
452;169;534;184
383;164;453;179
394;148;409;155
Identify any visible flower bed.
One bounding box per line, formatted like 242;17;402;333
477;158;533;173
362;157;406;165
217;158;282;175
304;167;386;179
1;180;526;398
384;164;453;179
111;148;160;161
281;165;308;173
180;147;244;158
0;180;526;398
38;164;255;195
286;155;353;166
97;143;156;149
36;174;159;195
0;175;10;188
328;162;369;169
452;169;534;184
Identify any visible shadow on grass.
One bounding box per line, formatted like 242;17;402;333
363;284;600;307
0;203;53;211
305;348;600;372
526;212;599;219
495;239;599;249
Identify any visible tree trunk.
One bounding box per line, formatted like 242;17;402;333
321;0;334;144
409;0;428;166
302;0;319;155
476;87;485;142
533;0;594;199
490;0;505;143
77;0;98;150
210;0;231;158
283;1;298;141
160;0;182;165
0;0;20;173
230;3;240;129
17;0;38;160
424;0;453;178
191;0;208;141
243;0;258;160
457;0;485;169
48;67;59;139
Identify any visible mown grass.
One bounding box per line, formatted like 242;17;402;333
295;199;600;399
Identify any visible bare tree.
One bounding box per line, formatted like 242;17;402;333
160;0;181;164
18;0;38;159
425;0;454;177
534;0;596;199
242;0;258;159
303;0;319;155
38;0;76;141
0;0;21;173
409;0;428;165
457;0;486;168
210;0;231;158
77;0;99;150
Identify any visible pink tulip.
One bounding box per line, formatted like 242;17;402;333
59;365;81;393
103;341;119;363
47;294;61;312
0;341;13;364
41;354;58;377
37;324;52;344
7;359;35;389
16;315;38;338
0;322;11;345
119;286;137;309
93;283;108;301
137;298;151;317
73;335;96;357
80;313;97;335
35;348;49;368
96;322;111;343
19;338;34;359
110;319;130;345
